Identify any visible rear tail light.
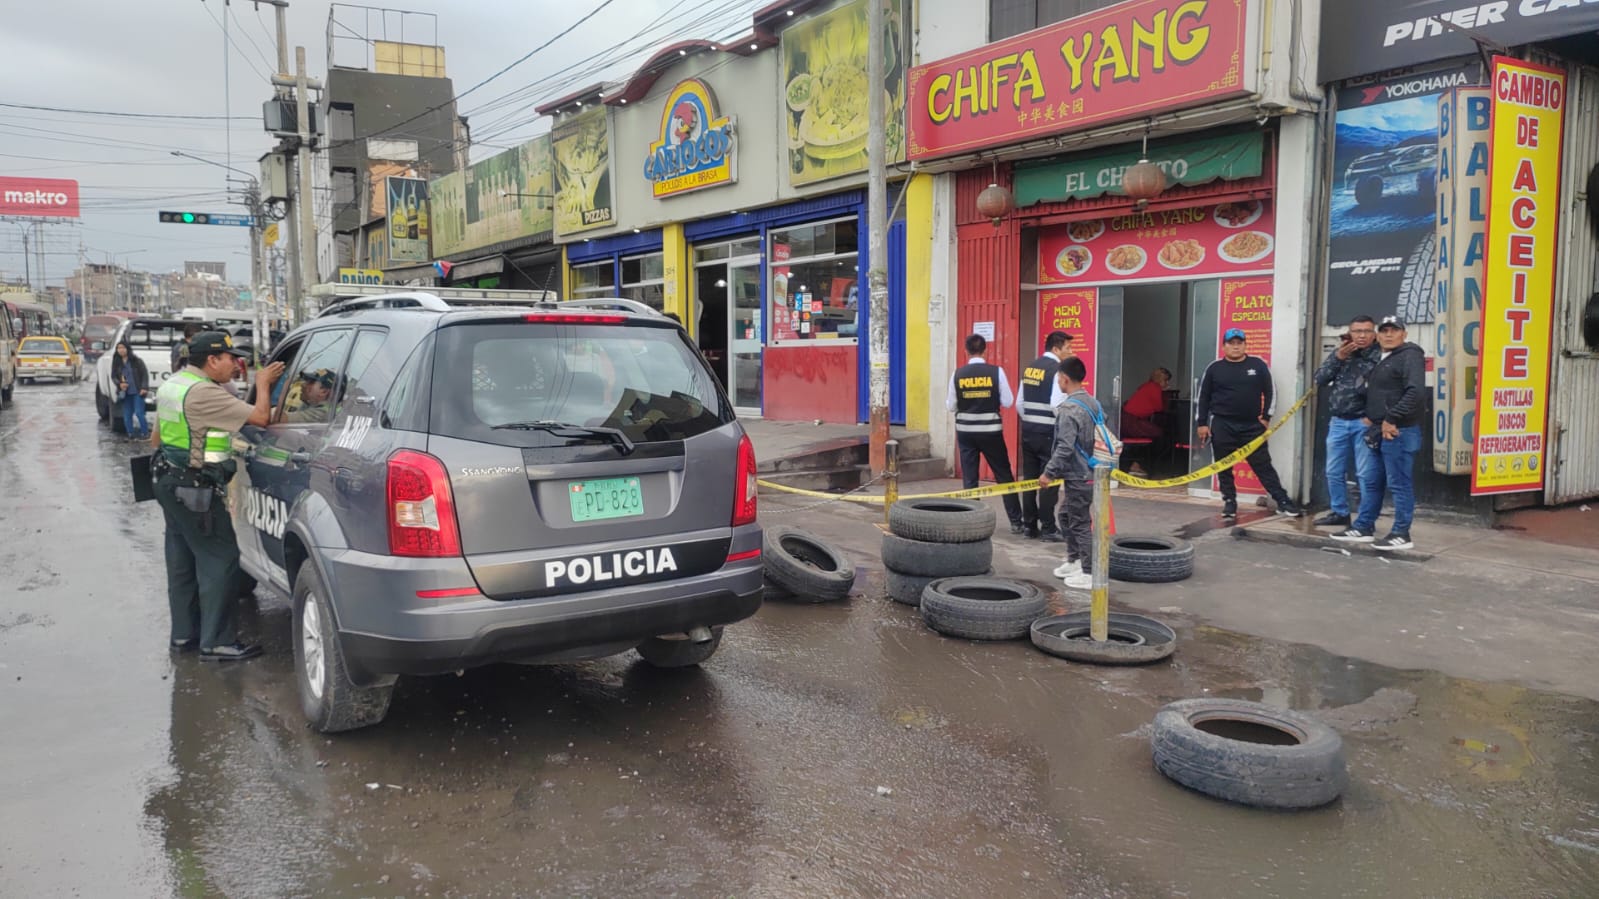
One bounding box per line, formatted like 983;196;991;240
523;313;626;324
387;450;462;557
732;433;758;526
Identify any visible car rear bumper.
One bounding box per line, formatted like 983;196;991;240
19;364;76;377
322;549;765;676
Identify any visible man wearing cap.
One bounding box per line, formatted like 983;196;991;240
283;368;336;423
151;331;285;661
1195;329;1301;518
1332;315;1426;550
1016;330;1073;541
947;332;1025;534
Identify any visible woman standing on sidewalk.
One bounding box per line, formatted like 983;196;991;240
111;341;150;438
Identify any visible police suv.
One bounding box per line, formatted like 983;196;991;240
231;290;763;732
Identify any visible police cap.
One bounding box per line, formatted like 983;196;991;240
188;331;249;359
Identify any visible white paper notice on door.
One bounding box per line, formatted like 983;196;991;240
973;321;996;341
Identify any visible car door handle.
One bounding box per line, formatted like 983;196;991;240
288;450;313;465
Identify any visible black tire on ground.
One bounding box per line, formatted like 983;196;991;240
293;561;393;733
1031;612;1177;664
95;386;110;422
881;533;992;577
919;576;1049;641
1151;698;1347;810
887;498;996;543
1354;176;1383;207
763;527;855;602
1108;535;1195;583
884;567;992;606
637;627;723;668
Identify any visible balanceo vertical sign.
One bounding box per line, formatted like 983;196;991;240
1472;57;1565;496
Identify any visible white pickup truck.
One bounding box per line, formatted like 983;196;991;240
94;318;249;433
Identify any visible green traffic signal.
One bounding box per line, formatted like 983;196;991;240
182;212;195;223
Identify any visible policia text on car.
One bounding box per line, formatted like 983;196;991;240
147;331;285;661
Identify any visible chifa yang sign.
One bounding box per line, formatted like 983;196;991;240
906;0;1249;161
0;176;81;218
644;79;736;198
1473;57;1565;496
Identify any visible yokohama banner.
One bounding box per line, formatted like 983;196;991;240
0;177;80;218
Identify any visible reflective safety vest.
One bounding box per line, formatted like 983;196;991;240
156;371;233;467
953;361;1003;435
1018;353;1061;434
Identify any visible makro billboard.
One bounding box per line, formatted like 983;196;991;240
0;177;81;218
430;135;554;258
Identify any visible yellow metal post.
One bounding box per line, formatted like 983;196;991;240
883;439;900;527
1090;462;1111;642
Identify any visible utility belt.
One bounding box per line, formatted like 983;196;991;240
153;450;236;515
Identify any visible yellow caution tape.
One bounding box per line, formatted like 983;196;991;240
756;387;1316;504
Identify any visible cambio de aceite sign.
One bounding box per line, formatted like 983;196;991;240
1472;57;1564;496
0;176;81;218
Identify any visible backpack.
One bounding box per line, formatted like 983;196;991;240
1067;395;1123;469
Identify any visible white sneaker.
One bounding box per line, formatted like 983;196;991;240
1062;571;1094;590
1052;559;1082;578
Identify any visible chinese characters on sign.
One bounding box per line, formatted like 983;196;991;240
1038;200;1276;287
907;0;1249;161
1472;57;1565;496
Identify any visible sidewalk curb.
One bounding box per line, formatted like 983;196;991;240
1226;522;1436;563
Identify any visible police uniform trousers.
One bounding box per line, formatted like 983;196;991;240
1017;428;1060;534
1209;416;1290;504
957;431;1022;525
156;471;243;649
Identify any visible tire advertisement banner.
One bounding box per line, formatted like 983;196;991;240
1471;58;1566;497
1319;0;1599;84
1327;63;1478;327
1432;87;1490;476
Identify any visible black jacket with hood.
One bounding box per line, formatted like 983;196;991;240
1363;342;1426;428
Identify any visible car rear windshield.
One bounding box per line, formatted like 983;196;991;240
20;338;65;354
430;321;731;445
83;320;118;341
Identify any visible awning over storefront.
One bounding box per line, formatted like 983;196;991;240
1320;0;1599;84
1014;132;1265;208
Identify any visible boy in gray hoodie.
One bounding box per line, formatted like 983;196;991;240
1038;356;1103;590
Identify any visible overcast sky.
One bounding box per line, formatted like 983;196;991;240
1;0;763;288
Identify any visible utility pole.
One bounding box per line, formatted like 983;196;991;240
866;0;891;473
293;46;318;322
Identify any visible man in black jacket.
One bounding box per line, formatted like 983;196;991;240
1196;329;1300;518
1312;315;1380;527
1332;316;1426;550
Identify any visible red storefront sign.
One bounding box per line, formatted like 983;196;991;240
907;0;1251;161
1218;276;1274;495
1038;199;1275;285
0;177;81;218
1040;287;1099;391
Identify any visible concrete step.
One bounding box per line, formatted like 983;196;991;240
759;455;947;493
755;430;931;475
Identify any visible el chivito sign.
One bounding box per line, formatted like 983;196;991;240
906;0;1249;161
1472;57;1565;497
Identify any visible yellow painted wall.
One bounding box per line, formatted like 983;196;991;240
560;245;573;301
905;173;934;430
661;223;692;338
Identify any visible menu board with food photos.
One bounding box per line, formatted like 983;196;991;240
1038;200;1277;286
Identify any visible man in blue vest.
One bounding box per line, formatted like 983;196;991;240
1016;330;1072;541
947;332;1024;533
153;331;284;661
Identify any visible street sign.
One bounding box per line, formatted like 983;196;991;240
158;211;256;227
263;222;279;246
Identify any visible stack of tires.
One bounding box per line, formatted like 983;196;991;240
882;499;995;606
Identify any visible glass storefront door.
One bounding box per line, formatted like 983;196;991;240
694;237;764;416
728;259;762;413
1187;280;1221;497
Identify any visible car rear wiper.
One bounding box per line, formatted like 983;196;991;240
490;420;635;455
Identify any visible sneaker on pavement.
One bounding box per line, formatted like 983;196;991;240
1009;521;1026;535
1023;527;1041;539
200;642;262;662
1038;530;1065;544
1277;499;1304;517
1330;527;1375;544
1062;571;1094;590
1221;500;1238;519
1053;559;1082;578
1373;533;1414;551
1313;512;1351;528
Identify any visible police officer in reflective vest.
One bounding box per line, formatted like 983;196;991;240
1017;330;1072;541
152;331;284;661
947;332;1024;533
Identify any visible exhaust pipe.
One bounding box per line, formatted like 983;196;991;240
687;626;713;644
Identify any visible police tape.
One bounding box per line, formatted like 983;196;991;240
755;386;1317;505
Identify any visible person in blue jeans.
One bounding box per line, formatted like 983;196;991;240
1312;315;1380;527
111;341;151;438
1332;316;1426;550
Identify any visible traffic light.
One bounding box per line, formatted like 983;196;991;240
159;211;211;224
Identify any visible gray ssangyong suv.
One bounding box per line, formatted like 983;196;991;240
230;293;763;732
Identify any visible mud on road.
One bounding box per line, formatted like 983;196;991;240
3;382;1598;898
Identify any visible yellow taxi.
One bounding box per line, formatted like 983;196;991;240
17;336;82;384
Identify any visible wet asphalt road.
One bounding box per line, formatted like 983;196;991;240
4;380;1599;898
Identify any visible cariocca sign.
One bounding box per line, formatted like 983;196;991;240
643;79;737;198
907;0;1250;161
